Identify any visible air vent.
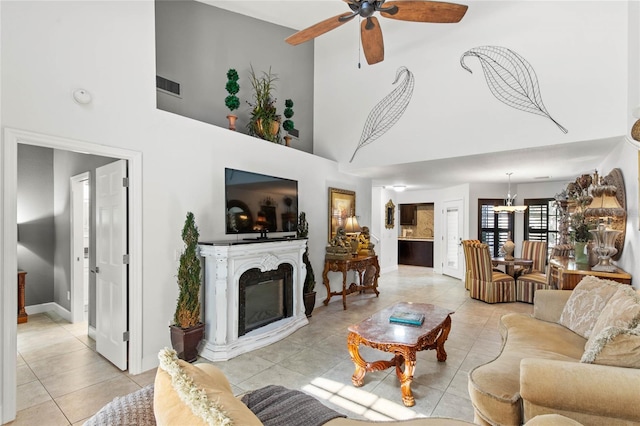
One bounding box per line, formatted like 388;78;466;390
156;75;180;96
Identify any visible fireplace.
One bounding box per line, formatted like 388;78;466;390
239;264;293;336
198;238;308;361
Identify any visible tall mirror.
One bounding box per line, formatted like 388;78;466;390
385;199;395;229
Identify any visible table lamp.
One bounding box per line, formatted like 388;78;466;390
584;182;625;272
344;215;362;256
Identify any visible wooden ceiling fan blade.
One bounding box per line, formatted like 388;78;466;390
381;1;468;23
285;12;355;46
361;17;384;65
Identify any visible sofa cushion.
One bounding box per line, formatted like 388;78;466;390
154;348;262;426
581;326;640;367
558;276;620;338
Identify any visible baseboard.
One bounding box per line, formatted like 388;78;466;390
381;265;398;275
88;326;97;340
25;302;72;322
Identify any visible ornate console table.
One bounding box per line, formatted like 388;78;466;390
322;254;380;310
549;256;632;290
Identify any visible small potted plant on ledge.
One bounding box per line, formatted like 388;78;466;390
247;65;281;144
225;68;240;131
170;211;204;362
282;99;295;146
297;212;316;317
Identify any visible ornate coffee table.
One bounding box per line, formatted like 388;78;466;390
347;302;454;407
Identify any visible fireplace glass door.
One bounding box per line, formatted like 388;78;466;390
239;264;293;336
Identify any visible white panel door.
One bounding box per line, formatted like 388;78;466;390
95;160;128;370
442;199;464;279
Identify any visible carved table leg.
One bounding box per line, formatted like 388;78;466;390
435;316;452;362
348;332;397;387
341;270;348;310
394;349;417;407
322;263;331;306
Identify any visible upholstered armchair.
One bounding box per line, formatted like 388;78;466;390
466;241;516;303
516;241;549;303
462;240;481;290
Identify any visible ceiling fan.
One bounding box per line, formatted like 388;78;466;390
285;0;468;65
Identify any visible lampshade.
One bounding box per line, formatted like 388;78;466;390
493;172;527;213
344;216;361;234
584;184;625;219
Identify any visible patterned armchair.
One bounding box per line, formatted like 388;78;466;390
516;241;549;303
465;241;515;303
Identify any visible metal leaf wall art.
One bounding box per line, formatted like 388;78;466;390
350;66;415;162
460;46;567;134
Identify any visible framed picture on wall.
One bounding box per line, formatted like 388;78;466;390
328;187;356;241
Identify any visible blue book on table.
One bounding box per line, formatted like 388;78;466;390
389;310;424;326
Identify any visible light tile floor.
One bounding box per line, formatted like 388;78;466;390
10;266;533;424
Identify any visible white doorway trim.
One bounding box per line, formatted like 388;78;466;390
70;172;90;324
1;128;143;424
441;199;464;280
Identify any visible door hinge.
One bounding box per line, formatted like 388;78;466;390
123;254;130;264
123;331;130;342
95;266;100;274
122;177;129;188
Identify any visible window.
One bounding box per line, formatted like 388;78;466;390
478;199;514;257
524;198;558;252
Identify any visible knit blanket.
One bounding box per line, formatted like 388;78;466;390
83;385;156;426
241;385;346;426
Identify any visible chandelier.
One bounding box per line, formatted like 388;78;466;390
493;172;527;213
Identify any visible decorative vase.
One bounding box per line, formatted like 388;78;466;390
255;119;280;140
226;114;237;131
303;291;316;318
502;239;515;260
574;241;588;264
170;323;204;363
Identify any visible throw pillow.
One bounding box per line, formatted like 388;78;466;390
241;385;345;426
581;326;640;368
154;348;262;426
586;285;640;347
558;276;621;338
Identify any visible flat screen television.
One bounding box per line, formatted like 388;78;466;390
225;168;298;235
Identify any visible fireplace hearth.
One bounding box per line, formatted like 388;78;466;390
198;238;308;361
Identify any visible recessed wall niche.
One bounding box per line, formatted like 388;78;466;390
154;0;315;153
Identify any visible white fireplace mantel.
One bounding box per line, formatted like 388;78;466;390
198;238;308;361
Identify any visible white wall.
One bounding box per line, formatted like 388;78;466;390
0;0;371;380
314;1;628;167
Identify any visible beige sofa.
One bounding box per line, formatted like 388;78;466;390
468;276;640;426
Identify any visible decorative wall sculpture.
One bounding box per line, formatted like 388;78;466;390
460;46;567;134
350;66;415;162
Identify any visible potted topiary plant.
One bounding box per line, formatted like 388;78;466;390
170;211;204;362
297;212;316;317
247;65;281;144
225;68;240;131
283;99;295;146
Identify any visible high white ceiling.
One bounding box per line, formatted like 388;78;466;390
200;1;628;190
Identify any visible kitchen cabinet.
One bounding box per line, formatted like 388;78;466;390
400;204;417;226
398;239;433;267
